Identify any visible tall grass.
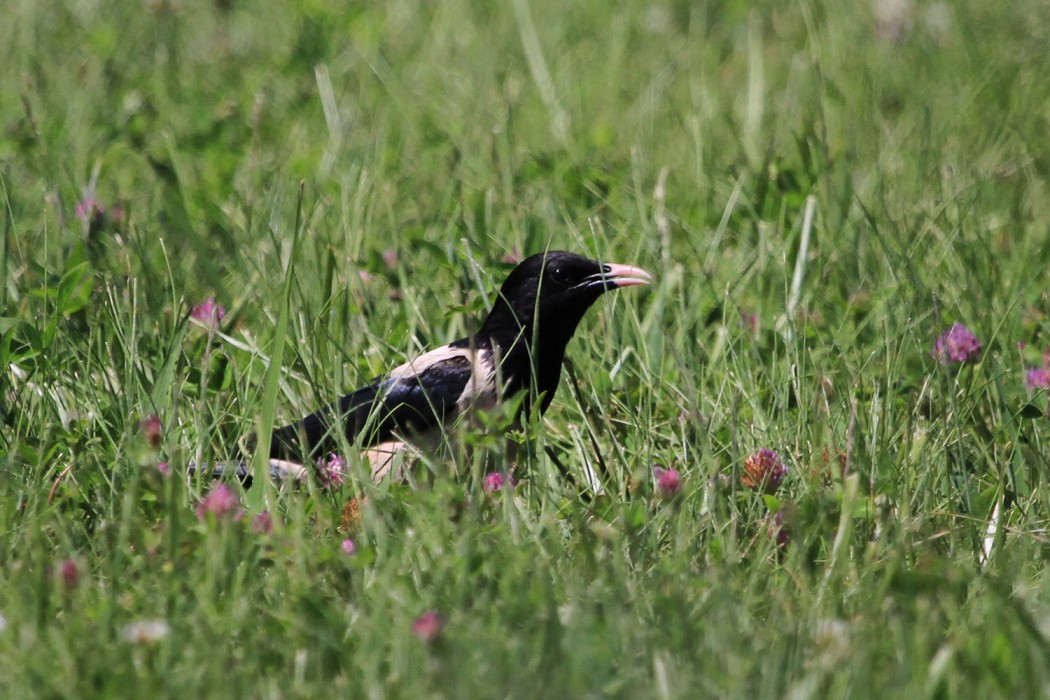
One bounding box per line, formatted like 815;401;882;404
2;0;1050;696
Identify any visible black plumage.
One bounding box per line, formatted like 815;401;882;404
216;251;651;483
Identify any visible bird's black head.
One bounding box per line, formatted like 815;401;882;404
479;250;651;368
487;250;651;333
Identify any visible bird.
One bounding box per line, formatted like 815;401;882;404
205;250;651;485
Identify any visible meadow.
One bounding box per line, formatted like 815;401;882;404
2;0;1050;696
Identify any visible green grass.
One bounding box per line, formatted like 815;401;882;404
3;0;1050;696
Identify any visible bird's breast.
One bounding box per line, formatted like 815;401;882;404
456;347;500;411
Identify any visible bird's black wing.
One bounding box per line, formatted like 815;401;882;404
268;350;480;460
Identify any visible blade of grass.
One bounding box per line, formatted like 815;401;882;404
252;183;306;501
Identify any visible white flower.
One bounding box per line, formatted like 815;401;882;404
121;619;171;644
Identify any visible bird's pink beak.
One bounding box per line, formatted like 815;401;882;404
602;263;653;288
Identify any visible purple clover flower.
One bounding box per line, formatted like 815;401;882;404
653;466;682;499
59;559;80;589
411;611;446;643
190;299;226;328
1025;367;1050;390
140;414;163;448
316;453;346;489
741;448;788;494
195;484;242;521
483;471;515;494
931;323;981;364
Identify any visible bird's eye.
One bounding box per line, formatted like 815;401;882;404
548;266;568;285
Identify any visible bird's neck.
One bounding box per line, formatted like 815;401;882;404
482;318;575;414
